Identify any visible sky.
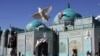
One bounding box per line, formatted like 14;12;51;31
0;0;100;30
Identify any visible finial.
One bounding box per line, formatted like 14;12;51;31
67;2;70;8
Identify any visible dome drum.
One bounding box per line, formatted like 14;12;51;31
26;20;46;31
64;19;74;26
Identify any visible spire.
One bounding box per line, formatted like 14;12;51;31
67;2;70;8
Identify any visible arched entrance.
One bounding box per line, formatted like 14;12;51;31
34;31;59;56
72;49;77;56
69;40;82;56
34;40;48;56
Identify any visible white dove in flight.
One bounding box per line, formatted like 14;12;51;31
33;6;52;22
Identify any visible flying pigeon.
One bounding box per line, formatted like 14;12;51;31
33;6;52;22
58;11;70;20
95;15;100;21
58;11;63;20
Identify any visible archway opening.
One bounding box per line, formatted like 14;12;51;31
72;49;77;56
37;41;48;56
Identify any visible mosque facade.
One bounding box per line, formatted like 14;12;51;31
0;4;100;56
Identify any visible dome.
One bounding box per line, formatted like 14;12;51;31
54;8;82;23
26;20;45;31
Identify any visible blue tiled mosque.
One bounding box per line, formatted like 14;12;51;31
0;3;100;56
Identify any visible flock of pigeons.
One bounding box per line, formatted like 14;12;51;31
33;6;100;23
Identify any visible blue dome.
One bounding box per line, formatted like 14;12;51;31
54;8;82;23
26;20;45;31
